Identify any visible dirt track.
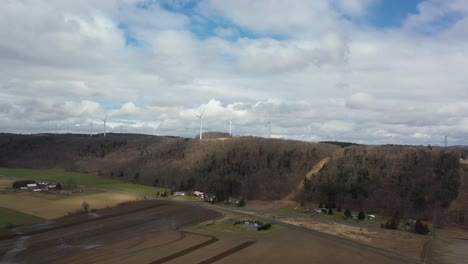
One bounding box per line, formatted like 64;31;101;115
283;157;330;201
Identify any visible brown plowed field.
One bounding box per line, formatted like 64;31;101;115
1;199;420;264
0;200;220;264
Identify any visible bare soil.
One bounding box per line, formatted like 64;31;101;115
1;199;419;264
280;217;428;260
215;228;408;264
227;206;427;261
0;200;221;264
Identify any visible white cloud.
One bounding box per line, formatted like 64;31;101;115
0;0;468;145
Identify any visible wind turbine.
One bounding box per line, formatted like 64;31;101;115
90;122;93;137
265;121;271;138
102;114;107;137
228;120;232;137
195;109;205;140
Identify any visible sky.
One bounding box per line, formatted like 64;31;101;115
1;0;468;145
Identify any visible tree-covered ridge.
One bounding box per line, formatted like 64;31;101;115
309;145;460;219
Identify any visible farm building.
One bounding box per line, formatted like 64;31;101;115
193;191;205;198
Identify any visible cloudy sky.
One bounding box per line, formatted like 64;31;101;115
1;0;468;145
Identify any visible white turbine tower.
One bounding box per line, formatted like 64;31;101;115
265;121;271;138
102;114;107;137
90;122;93;137
228;120;232;137
196;109;205;140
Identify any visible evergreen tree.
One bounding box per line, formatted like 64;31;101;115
358;211;365;220
344;209;352;218
414;220;430;234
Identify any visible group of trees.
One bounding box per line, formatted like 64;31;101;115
309;146;461;219
381;212;430;235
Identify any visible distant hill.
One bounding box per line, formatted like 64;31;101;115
1;133;467;225
0;133;338;200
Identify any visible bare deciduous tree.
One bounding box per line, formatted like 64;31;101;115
82;201;90;214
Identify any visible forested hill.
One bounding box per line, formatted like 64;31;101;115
0;133;466;223
0;133;338;199
307;145;466;222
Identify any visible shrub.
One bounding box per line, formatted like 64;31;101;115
414;220;430;235
258;223;272;231
383;211;400;230
318;203;323;208
344;209;352;218
238;199;246;207
328;208;333;215
337;206;342;212
358;211;366;220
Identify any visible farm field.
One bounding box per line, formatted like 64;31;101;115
0;179;13;188
0;200;414;264
0;200;221;264
0;168;169;195
92;182;167;195
203;203;429;262
0;168;169;223
0;191;141;219
0;207;45;228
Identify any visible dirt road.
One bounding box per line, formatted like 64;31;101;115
283;157;330;201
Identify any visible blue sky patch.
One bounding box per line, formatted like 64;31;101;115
368;0;423;28
118;23;142;47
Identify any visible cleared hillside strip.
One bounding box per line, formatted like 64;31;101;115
283;157;330;201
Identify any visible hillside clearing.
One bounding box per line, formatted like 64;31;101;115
283;157;330;201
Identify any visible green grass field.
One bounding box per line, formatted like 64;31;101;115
0;207;45;228
0;168;169;195
93;183;168;195
0;168;115;185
